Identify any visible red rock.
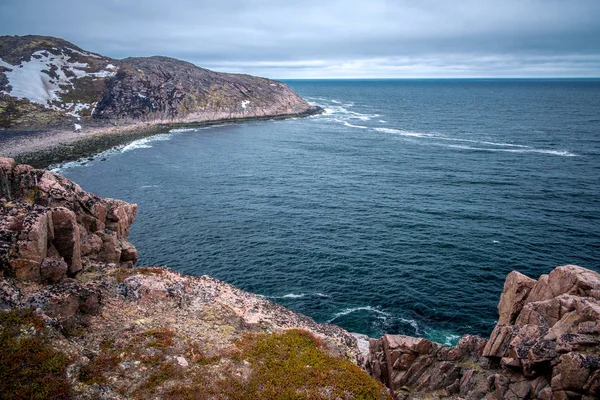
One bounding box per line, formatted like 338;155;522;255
498;271;536;325
51;207;82;275
11;210;50;282
40;257;68;283
384;334;435;355
526;265;600;304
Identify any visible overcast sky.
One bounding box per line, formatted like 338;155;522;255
1;0;599;78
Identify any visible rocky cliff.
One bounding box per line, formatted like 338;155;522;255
0;35;319;132
0;158;387;399
366;266;600;399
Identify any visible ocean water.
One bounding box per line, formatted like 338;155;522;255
60;79;600;345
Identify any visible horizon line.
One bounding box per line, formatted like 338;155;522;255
277;77;600;80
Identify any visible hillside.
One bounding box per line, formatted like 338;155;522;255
0;35;318;132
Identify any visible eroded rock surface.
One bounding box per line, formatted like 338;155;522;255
0;157;137;282
367;265;600;399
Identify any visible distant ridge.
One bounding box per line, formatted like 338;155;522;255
0;35;320;132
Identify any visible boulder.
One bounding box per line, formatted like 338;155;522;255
0;158;138;283
498;271;536;325
368;265;600;400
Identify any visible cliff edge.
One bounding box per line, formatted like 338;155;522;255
0;158;388;399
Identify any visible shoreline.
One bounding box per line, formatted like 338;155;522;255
1;107;323;169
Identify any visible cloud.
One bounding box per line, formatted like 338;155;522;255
1;0;599;78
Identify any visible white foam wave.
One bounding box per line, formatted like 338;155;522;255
282;293;306;298
169;127;197;133
444;334;461;346
446;144;576;157
374;127;432;137
342;121;369;129
399;317;420;334
315;293;330;298
374;127;576;157
121;133;173;152
327;306;391;323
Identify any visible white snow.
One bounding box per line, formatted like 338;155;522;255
241;100;250;109
74;123;82;131
106;64;117;70
137;93;147;99
0;49;115;108
0;58;13;69
66;47;100;58
88;70;117;78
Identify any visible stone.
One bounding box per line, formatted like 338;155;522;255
176;356;189;368
1;158;138;283
40;257;68;283
498;271;536;325
11;209;50;282
51;207;82;275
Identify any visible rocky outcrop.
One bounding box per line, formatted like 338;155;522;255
0;157;137;283
0;35;319;132
367;265;600;399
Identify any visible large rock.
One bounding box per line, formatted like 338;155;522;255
0;158;138;282
497;271;536;325
368;265;600;399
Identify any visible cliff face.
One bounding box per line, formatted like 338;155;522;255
367;267;600;400
0;35;319;131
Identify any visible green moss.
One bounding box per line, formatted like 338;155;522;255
237;329;389;399
134;362;182;397
166;329;390;400
0;309;71;399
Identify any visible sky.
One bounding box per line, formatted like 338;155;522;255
1;0;600;79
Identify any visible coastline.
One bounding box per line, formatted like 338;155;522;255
1;107;323;169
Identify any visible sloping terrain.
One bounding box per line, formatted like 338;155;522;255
0;35;318;132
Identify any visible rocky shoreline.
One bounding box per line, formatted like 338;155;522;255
0;107;322;169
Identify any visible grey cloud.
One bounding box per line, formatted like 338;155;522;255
1;0;599;78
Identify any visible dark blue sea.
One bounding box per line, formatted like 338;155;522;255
61;79;600;345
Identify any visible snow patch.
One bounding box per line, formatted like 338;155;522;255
0;58;13;69
74;123;82;131
0;50;116;108
241;100;250;109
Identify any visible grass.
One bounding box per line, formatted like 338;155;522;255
165;329;390;400
0;309;71;399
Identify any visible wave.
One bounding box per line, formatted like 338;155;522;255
399;317;420;334
340;120;369;129
374;127;433;138
445;144;577;157
374;127;576;157
169;127;198;133
327;306;391;323
268;292;330;299
121;133;173;152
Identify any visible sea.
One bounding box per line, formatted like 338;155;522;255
60;79;600;345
